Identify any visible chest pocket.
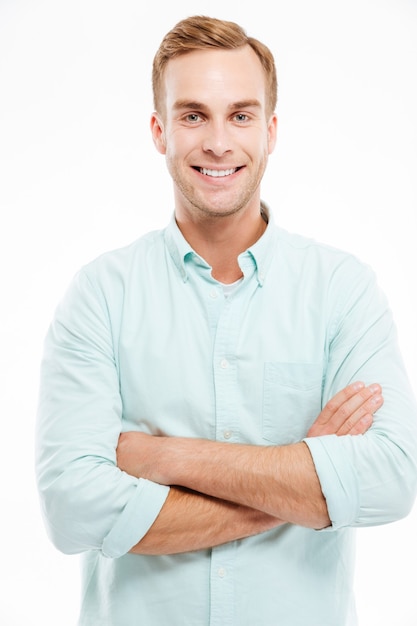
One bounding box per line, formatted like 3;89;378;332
262;362;323;444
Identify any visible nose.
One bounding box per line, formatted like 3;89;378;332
201;120;232;157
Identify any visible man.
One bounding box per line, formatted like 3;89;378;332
36;15;417;626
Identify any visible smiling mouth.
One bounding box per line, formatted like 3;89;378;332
194;167;242;178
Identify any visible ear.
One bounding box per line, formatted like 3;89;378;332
267;113;278;155
150;113;167;155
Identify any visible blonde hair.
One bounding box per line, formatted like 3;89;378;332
152;15;277;118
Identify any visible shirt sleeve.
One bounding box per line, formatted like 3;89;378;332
304;257;417;530
35;268;169;557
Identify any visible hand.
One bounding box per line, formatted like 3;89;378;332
307;381;383;438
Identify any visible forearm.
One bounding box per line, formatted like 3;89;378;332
130;486;284;555
196;441;329;528
118;383;382;534
141;438;330;529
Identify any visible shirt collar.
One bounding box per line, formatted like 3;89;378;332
164;201;277;286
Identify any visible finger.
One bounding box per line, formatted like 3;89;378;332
345;413;374;436
323;383;382;434
337;391;384;436
308;383;383;437
313;381;366;428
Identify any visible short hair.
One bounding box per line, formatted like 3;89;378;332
152;15;277;118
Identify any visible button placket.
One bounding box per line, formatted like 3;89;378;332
209;543;236;625
213;296;240;446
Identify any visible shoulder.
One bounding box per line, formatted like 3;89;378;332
274;226;371;277
78;228;165;284
88;228;163;268
57;229;167;313
270;226;383;313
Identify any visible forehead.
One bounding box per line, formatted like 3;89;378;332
163;45;267;111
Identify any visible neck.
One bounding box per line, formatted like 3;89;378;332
175;207;267;284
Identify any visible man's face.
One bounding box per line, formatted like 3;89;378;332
151;45;277;221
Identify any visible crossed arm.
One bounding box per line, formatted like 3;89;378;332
117;382;383;555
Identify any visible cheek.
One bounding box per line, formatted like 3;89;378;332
164;145;186;182
241;127;271;155
165;132;197;166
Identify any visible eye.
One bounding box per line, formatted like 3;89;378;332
234;113;249;123
185;113;202;123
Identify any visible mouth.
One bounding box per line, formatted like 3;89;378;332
193;166;243;178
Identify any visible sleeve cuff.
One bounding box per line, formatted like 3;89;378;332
303;435;360;531
102;479;170;558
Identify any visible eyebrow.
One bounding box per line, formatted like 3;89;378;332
172;99;262;112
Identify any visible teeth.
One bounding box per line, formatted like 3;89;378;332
200;167;237;177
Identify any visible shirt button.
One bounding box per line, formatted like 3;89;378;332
223;430;232;440
220;359;229;369
218;567;226;578
209;289;218;299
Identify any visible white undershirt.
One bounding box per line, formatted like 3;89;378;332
221;277;244;298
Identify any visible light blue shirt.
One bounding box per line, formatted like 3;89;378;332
36;207;417;626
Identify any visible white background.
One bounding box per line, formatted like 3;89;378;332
1;0;416;624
